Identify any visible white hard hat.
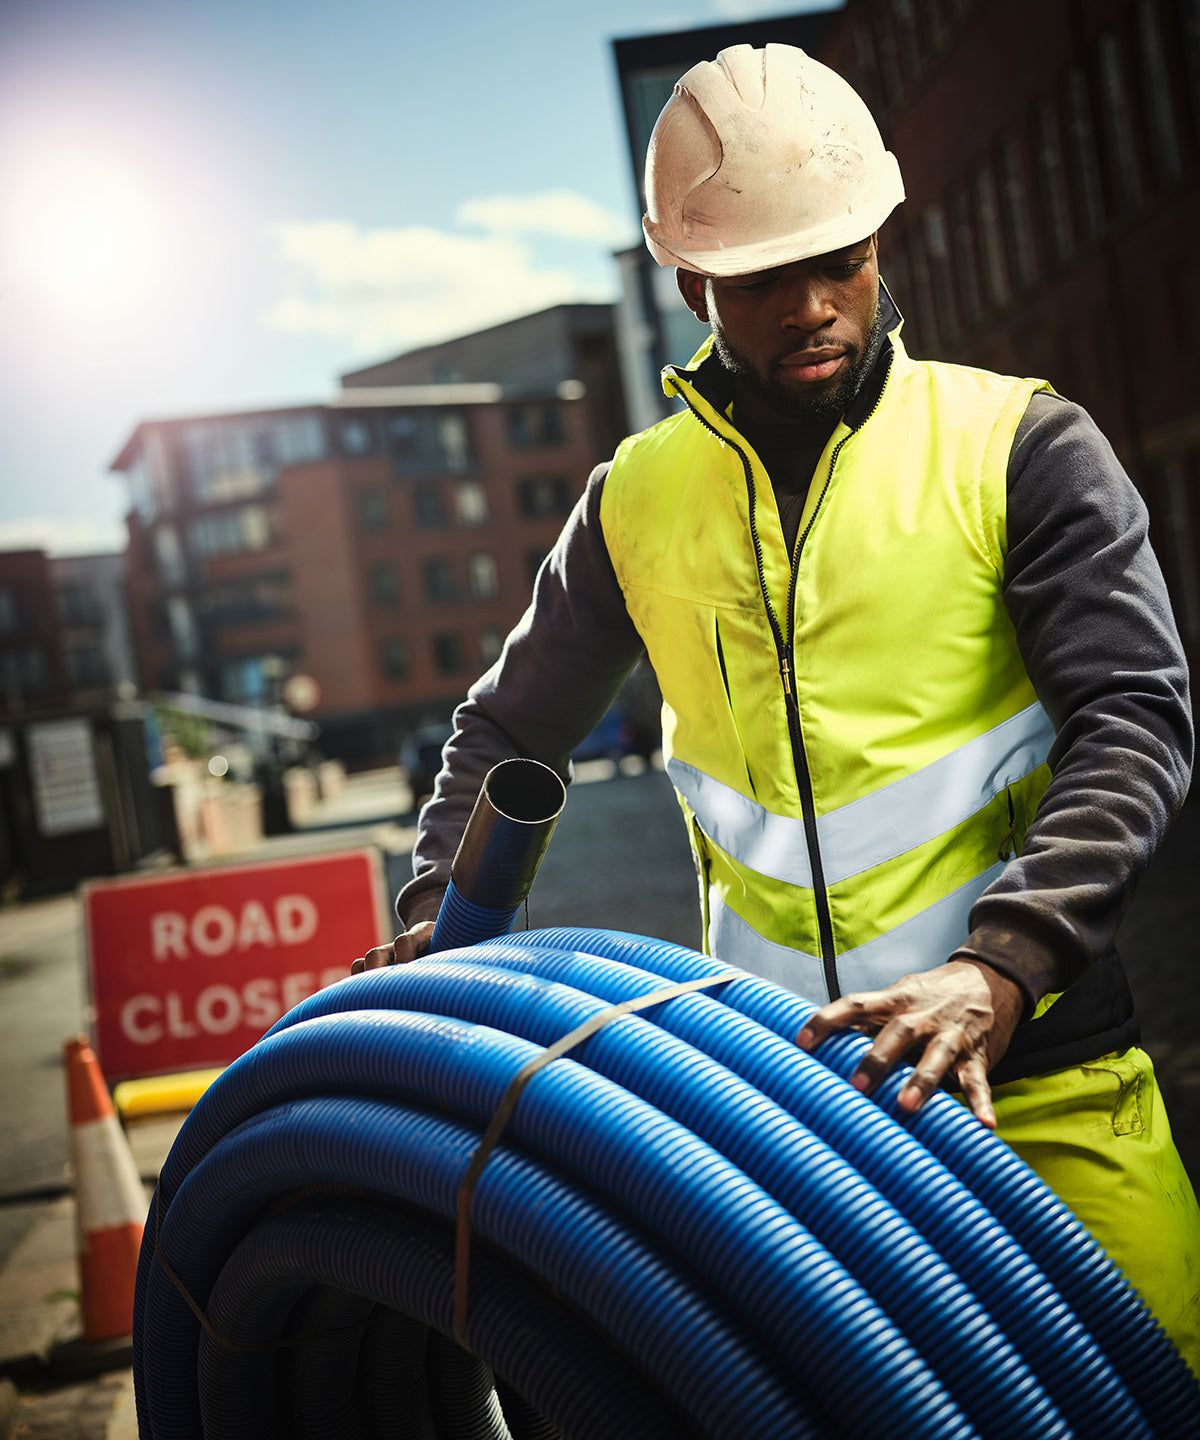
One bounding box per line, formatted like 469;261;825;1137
643;43;905;276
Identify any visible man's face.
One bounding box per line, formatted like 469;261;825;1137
678;237;881;426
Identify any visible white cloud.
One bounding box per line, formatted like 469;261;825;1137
456;191;633;245
0;513;125;557
264;191;632;356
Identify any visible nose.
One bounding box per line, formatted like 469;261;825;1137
779;268;837;333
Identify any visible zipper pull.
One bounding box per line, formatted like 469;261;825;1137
780;650;793;696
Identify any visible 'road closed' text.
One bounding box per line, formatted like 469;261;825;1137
120;967;347;1044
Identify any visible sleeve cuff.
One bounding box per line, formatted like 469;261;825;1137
949;920;1070;1019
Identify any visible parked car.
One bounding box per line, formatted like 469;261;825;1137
571;706;635;766
399;723;454;810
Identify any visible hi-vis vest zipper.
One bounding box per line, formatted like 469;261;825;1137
601;328;1055;1005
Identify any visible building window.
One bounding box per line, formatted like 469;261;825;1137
369;563;400;607
517;476;573;518
875;9;903;105
2;645;50;697
432;632;465;675
414;486;446;528
972;161;1010;308
455;481;488;526
907;230;940;348
853;24;884;116
381;637;410;681
1154;457;1200;644
166;596;200;662
1184;0;1200;145
388;411;472;474
507;404;565;448
0;588;15;635
359;488;387;532
947;184;983;325
892;0;920;78
479;625;503;666
422;558;457;603
64;644;110;689
997;135;1038;289
195;572;293;630
153;525;186;586
1098;32;1143;214
468;552;499;601
219;654;290;705
272;414;326;466
188;505;272;558
1137;0;1183;186
185;422;272;505
922;203;959;340
57;584;103;628
1033;97;1075;264
526;549;550;590
126;445;161;522
1066;67;1106;240
339;417;376;455
920;0;949;54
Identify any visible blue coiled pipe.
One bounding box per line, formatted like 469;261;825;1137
133;928;1200;1440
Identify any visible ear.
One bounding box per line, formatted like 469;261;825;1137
676;269;710;324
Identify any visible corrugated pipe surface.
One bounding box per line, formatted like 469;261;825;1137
133;926;1200;1439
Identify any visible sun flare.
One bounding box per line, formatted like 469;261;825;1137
4;152;162;315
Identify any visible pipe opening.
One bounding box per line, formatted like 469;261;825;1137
483;759;565;826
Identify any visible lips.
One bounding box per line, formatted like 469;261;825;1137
777;349;846;382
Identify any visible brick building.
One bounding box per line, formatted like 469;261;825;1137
0;550;69;714
816;0;1200;657
110;303;627;765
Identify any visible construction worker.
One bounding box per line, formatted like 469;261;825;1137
356;45;1198;1371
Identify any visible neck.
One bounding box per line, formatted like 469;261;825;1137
731;379;839;443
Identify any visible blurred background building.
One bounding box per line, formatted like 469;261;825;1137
109;303;626;768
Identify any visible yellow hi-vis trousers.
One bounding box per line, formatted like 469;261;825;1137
982;1047;1200;1381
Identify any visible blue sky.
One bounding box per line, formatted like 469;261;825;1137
0;0;832;556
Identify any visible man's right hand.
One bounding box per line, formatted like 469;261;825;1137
350;921;436;975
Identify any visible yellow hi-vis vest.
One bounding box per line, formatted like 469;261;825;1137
601;332;1055;1004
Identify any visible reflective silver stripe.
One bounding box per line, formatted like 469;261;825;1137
670;759;816;888
707;862;1007;1005
706;894;827;999
669;701;1053;888
820;704;1054;881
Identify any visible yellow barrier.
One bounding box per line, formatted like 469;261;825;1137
112;1067;225;1122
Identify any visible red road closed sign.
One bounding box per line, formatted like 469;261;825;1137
83;848;387;1081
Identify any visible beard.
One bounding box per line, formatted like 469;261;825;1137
712;303;882;426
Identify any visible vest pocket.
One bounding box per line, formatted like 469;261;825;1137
1081;1050;1146;1137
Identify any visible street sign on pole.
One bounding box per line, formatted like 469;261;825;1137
83;848;387;1081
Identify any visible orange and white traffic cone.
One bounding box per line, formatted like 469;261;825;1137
63;1035;147;1342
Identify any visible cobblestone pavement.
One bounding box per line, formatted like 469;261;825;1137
0;762;1195;1436
0;1373;133;1440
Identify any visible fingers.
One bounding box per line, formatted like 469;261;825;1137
393;921;435;963
350;921;437;976
794;963;1012;1126
795;990;894;1051
946;1055;997;1129
351;943;394;975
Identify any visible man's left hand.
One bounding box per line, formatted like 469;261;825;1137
794;960;1024;1128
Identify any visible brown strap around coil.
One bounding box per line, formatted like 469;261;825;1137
452;970;732;1348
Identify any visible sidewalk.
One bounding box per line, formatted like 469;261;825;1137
0;1117;181;1440
0;767;416;1439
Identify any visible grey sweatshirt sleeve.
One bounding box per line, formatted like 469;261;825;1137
953;390;1193;1008
396;462;645;926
